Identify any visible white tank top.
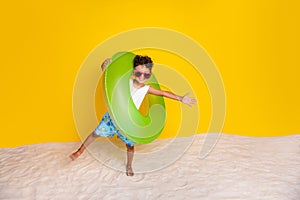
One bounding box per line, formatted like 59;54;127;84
130;79;150;109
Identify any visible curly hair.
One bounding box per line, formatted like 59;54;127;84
133;55;153;70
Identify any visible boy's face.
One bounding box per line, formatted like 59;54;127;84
133;64;152;84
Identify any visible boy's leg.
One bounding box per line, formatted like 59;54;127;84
126;144;134;176
70;132;99;160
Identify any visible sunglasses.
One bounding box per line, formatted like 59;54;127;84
134;70;152;79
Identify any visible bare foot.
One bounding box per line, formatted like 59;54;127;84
69;150;81;161
126;166;134;176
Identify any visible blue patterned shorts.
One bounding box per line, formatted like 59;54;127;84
94;112;134;147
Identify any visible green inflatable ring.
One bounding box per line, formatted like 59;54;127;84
102;52;166;144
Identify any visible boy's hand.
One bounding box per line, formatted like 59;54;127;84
101;58;112;71
181;92;197;106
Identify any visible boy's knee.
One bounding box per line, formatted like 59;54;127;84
126;145;134;152
92;132;99;138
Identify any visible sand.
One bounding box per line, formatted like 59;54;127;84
1;134;300;200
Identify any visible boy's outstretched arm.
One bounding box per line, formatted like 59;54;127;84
148;86;197;106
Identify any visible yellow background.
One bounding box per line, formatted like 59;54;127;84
1;1;299;147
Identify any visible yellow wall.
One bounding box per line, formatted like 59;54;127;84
1;0;299;147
